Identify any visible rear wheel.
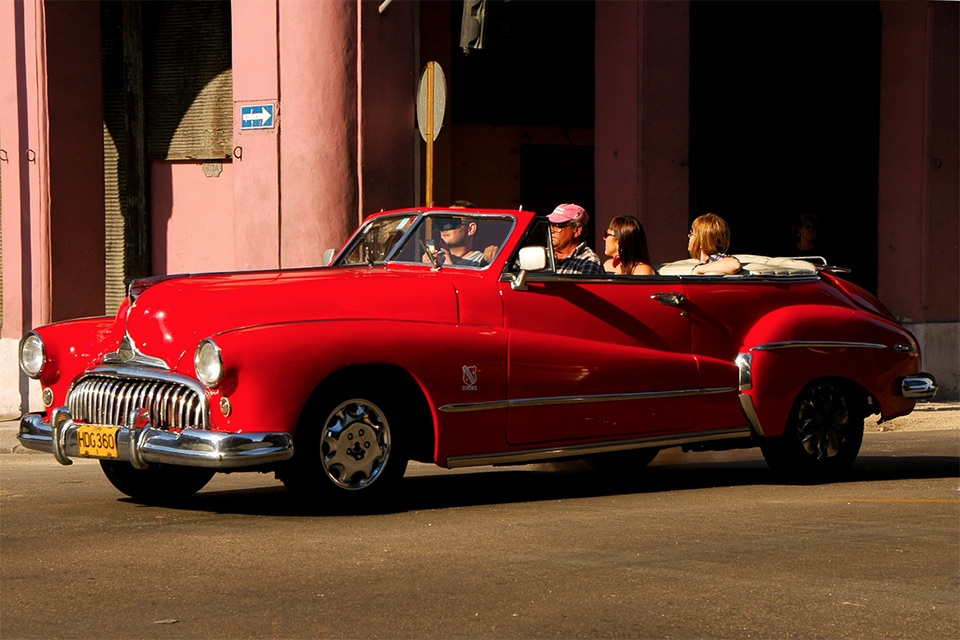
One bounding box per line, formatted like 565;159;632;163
761;381;864;481
100;460;215;503
283;389;408;511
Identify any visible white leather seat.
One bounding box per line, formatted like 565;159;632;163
656;255;818;276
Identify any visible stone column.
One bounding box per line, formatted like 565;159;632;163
278;0;358;267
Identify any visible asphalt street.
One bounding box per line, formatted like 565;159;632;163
1;414;958;639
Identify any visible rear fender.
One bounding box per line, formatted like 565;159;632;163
739;305;922;436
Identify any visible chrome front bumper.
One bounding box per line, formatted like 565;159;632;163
901;373;938;400
18;408;293;469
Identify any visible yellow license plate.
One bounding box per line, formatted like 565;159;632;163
76;425;120;459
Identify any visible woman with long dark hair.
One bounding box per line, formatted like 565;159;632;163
602;216;655;275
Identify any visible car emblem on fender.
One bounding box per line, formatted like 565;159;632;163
462;365;478;391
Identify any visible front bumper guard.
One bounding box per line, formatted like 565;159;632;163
18;408;293;470
901;373;938;400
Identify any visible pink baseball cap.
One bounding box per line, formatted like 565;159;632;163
547;203;588;225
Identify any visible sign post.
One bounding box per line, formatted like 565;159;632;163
417;62;446;207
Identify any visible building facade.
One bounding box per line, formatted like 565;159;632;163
1;0;957;415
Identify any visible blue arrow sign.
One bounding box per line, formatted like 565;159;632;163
241;104;275;130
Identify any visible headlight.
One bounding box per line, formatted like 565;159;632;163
194;338;224;388
19;332;46;378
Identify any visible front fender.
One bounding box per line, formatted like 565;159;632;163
739;305;922;436
29;317;118;416
195;320;508;462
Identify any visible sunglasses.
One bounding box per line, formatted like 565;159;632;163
436;219;464;231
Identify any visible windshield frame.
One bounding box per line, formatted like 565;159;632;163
332;211;517;270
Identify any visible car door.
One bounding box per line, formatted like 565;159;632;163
500;239;698;445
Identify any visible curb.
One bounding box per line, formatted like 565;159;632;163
0;418;34;455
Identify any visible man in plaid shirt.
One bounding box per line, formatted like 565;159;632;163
548;203;603;275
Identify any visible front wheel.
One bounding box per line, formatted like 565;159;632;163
760;381;864;481
100;460;215;503
283;390;408;511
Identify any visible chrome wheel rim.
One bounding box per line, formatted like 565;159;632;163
320;399;391;490
796;384;849;461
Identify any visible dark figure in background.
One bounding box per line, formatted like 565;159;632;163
792;212;822;257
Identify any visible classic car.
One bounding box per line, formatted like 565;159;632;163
18;207;938;508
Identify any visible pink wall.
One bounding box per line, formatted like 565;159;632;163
595;1;690;265
151;162;235;275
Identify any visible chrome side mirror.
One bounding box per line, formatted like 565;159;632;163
518;246;547;271
512;246;548;291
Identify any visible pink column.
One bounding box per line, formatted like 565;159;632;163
0;0;27;338
232;0;281;270
878;1;959;399
278;0;358;267
595;1;690;265
0;0;51;332
878;1;959;323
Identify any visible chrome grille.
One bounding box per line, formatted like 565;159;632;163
67;374;207;430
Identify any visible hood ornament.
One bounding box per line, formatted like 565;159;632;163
103;334;169;370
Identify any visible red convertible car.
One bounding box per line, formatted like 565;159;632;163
18;208;937;507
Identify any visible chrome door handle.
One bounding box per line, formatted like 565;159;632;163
651;292;686;306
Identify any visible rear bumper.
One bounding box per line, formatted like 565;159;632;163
901;373;938;400
18;408;293;469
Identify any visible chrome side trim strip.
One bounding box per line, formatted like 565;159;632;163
738;394;764;436
735;353;752;391
751;341;887;351
446;427;753;469
438;386;736;414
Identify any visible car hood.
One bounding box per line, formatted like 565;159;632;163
118;267;460;371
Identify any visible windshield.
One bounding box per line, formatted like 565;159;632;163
336;213;515;269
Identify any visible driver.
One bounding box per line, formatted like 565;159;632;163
432;217;487;267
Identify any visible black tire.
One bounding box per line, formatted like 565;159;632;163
761;380;865;481
282;387;408;511
100;460;215;503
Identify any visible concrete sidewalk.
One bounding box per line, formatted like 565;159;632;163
2;403;956;456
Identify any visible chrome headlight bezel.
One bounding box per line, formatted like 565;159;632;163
194;338;224;388
19;332;47;379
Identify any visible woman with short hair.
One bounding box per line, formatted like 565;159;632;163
688;213;741;275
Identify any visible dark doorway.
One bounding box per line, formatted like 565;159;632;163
520;144;595;236
450;1;594;128
690;1;881;291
